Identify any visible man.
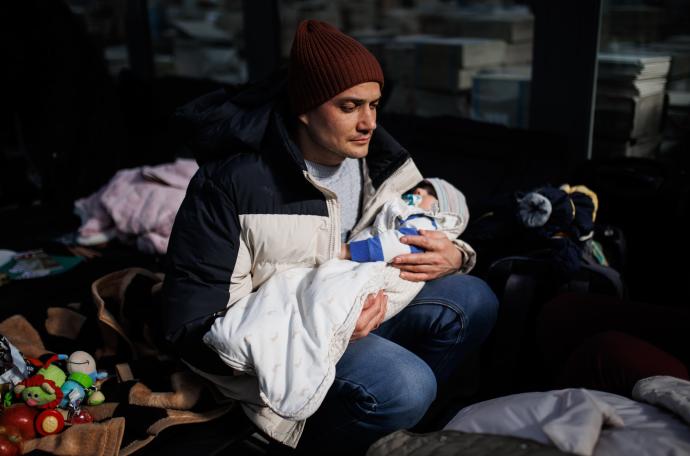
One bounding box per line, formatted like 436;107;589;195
162;20;498;454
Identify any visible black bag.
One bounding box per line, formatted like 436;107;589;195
481;253;624;397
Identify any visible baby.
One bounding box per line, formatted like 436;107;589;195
341;178;469;263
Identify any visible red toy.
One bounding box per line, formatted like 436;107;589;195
0;405;36;440
0;403;66;437
34;410;64;436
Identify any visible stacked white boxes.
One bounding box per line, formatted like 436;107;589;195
593;53;671;158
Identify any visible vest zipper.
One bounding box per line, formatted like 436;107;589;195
304;172;340;259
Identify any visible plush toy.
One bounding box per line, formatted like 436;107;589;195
11;354;66;410
13;375;64;409
22;354;68;388
36;363;66;389
60;351;107;409
513;184;600;276
516;184;597;241
59;377;89;410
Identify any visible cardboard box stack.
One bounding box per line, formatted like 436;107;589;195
171;19;248;84
377;7;534;120
602;36;690;154
418;8;534;65
605;36;690;90
286;3;534;122
593;53;671;158
470;66;531;128
394;35;507;91
381;35;506;117
647;37;690;91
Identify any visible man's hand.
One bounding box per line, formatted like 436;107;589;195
351;290;387;341
339;243;351;260
392;230;462;282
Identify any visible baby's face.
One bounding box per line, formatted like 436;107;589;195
412;187;438;210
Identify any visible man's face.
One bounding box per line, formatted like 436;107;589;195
298;82;381;165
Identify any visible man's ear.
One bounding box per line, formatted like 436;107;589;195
297;113;309;127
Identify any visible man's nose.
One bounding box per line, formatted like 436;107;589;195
357;106;376;132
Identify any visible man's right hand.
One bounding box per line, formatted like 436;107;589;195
350;289;388;341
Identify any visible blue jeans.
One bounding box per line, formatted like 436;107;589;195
295;273;498;454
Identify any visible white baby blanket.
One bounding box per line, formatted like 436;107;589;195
203;259;421;421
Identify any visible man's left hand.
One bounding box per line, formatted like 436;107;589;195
392;230;462;282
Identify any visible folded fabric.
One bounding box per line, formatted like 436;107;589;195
633;375;690;426
445;388;690;456
74;158;198;254
540;390;623;455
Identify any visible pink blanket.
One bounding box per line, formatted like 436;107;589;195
74;159;198;254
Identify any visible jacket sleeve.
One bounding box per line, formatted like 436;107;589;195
454;239;476;273
350;211;477;273
349;227;424;263
161;167;243;348
349;212;437;263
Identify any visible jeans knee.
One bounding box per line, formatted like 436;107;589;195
463;275;499;330
350;355;436;429
436;274;499;337
384;358;437;427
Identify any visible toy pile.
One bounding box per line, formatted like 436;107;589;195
0;267;237;456
0;335;107;455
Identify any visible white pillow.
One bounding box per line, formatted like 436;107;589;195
445;388;690;456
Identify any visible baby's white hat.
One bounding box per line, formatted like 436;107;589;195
425;178;469;222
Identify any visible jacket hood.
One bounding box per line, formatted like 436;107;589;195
174;69;289;165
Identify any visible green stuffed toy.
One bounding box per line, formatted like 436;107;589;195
13;354;67;409
13;375;64;409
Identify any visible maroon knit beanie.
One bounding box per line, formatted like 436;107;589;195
288;20;384;114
